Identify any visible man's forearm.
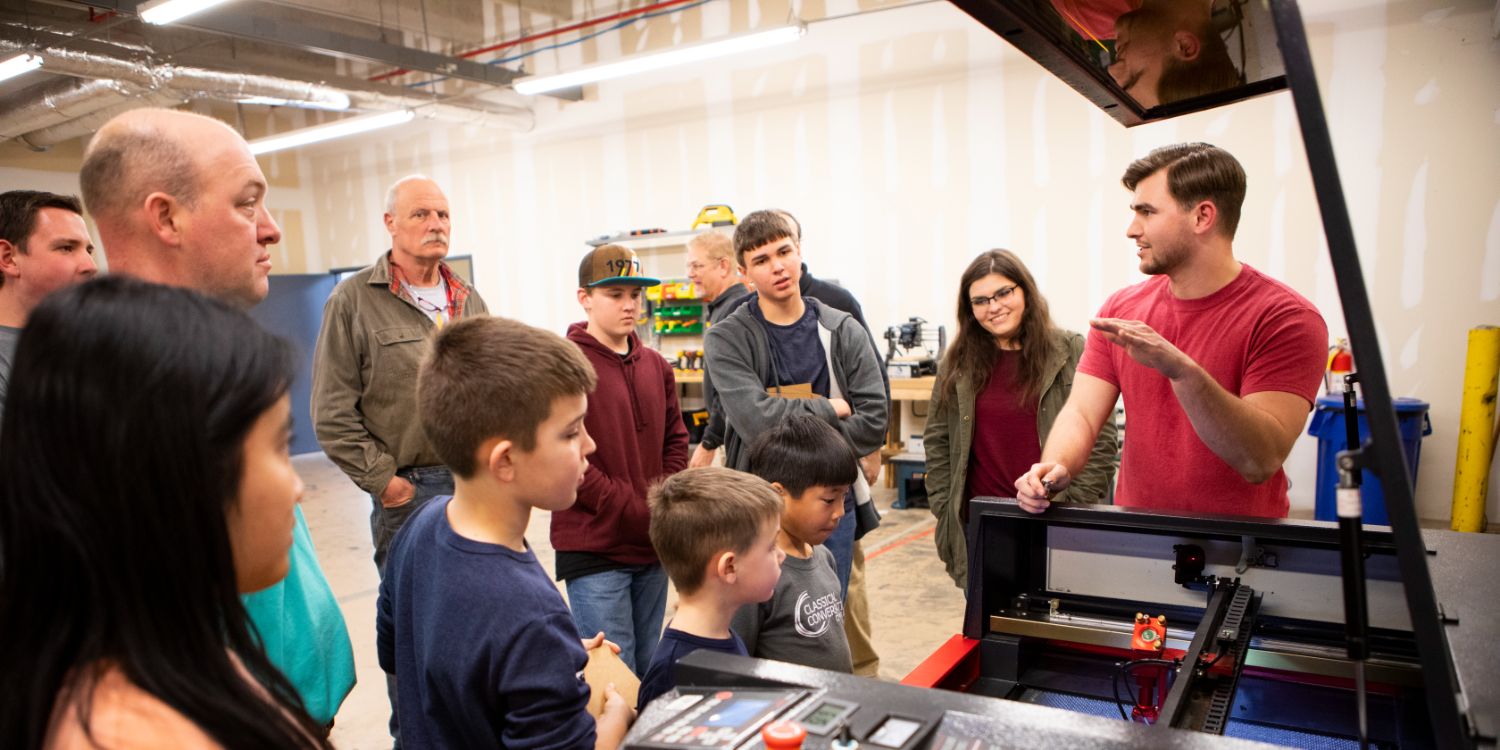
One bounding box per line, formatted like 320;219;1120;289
1169;364;1292;483
1040;403;1104;478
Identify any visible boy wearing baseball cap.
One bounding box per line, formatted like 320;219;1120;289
554;244;690;675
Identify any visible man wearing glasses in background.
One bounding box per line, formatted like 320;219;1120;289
685;229;747;469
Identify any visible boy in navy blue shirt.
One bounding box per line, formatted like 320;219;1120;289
636;467;784;711
377;316;632;749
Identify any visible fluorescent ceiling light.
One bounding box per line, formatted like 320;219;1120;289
137;0;235;26
513;24;806;96
249;109;415;155
238;93;352;111
0;53;43;83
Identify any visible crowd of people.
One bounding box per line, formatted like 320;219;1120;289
0;104;1325;749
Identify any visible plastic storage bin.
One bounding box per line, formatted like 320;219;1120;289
890;454;928;509
1307;396;1431;525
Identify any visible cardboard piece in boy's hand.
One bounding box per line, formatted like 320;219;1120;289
583;644;640;717
766;382;818;400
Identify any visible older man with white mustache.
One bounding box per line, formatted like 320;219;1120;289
310;174;490;746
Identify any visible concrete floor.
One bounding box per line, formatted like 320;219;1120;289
295;453;964;750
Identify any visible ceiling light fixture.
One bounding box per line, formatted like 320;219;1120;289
512;24;806;96
0;53;43;83
238;93;352;111
137;0;236;26
248;109;415;155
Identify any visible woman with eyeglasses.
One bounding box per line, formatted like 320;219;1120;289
924;250;1118;589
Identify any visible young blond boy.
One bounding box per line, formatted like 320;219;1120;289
636;467;785;711
377;316;631;749
732;416;858;673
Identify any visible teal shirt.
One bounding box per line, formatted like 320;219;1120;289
242;505;356;725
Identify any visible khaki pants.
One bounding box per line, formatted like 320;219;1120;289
844;540;880;677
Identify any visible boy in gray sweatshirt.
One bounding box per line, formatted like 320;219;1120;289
731;416;858;673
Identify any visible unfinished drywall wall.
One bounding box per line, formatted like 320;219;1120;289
2;0;1496;522
279;0;1497;521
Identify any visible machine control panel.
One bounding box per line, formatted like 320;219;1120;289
629;688;935;749
632;688;809;749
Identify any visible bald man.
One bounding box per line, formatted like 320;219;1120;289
81;108;281;308
79;108;356;728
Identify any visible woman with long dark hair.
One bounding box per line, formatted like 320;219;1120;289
0;277;331;749
924;250;1118;589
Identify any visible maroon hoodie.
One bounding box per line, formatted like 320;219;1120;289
553;323;690;564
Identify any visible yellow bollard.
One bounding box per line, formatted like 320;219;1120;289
1451;326;1500;532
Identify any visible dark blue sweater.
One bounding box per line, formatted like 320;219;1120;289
636;627;747;712
377;497;595;749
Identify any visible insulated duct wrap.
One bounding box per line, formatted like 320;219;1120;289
17;93;190;149
0;77;150;140
0;42;533;144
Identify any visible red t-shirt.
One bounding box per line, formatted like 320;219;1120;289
1076;265;1327;517
966;350;1041;502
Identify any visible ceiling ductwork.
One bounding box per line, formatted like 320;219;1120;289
0;41;533;148
16;93;190;149
0;77;153;140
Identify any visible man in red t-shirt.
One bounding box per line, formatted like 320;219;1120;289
1017;143;1327;518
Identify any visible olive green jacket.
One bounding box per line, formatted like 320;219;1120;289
311;253;488;495
923;331;1118;589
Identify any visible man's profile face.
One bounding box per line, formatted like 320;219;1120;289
1126;170;1195;276
1;208;98;308
174;131;281;308
740;237;802;304
386;180;451;264
1109;15;1169;108
686;244;727;299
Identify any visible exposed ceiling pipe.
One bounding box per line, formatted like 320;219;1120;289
0;42;534;144
407;102;534;132
17;92;189;149
3;45;354;109
0;77;151;140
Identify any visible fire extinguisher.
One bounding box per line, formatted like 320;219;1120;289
1326;338;1354;395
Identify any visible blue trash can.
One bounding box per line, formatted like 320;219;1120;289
1307;396;1431;525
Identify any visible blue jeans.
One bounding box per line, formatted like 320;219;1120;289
825;490;857;600
566;564;669;675
371;465;455;574
371;465;453;749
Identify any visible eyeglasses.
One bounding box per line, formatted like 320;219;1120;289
412;295;448;324
970;285;1018;308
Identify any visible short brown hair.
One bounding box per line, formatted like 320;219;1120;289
731;210;797;268
1121;142;1246;238
0;191;83;291
648;467;782;595
418;316;597;477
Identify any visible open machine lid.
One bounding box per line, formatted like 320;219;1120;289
945;0;1285;126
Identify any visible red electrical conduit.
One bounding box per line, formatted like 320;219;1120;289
368;0;704;82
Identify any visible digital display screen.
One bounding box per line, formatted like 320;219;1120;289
869;717;922;747
804;702;845;728
704;699;771;728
